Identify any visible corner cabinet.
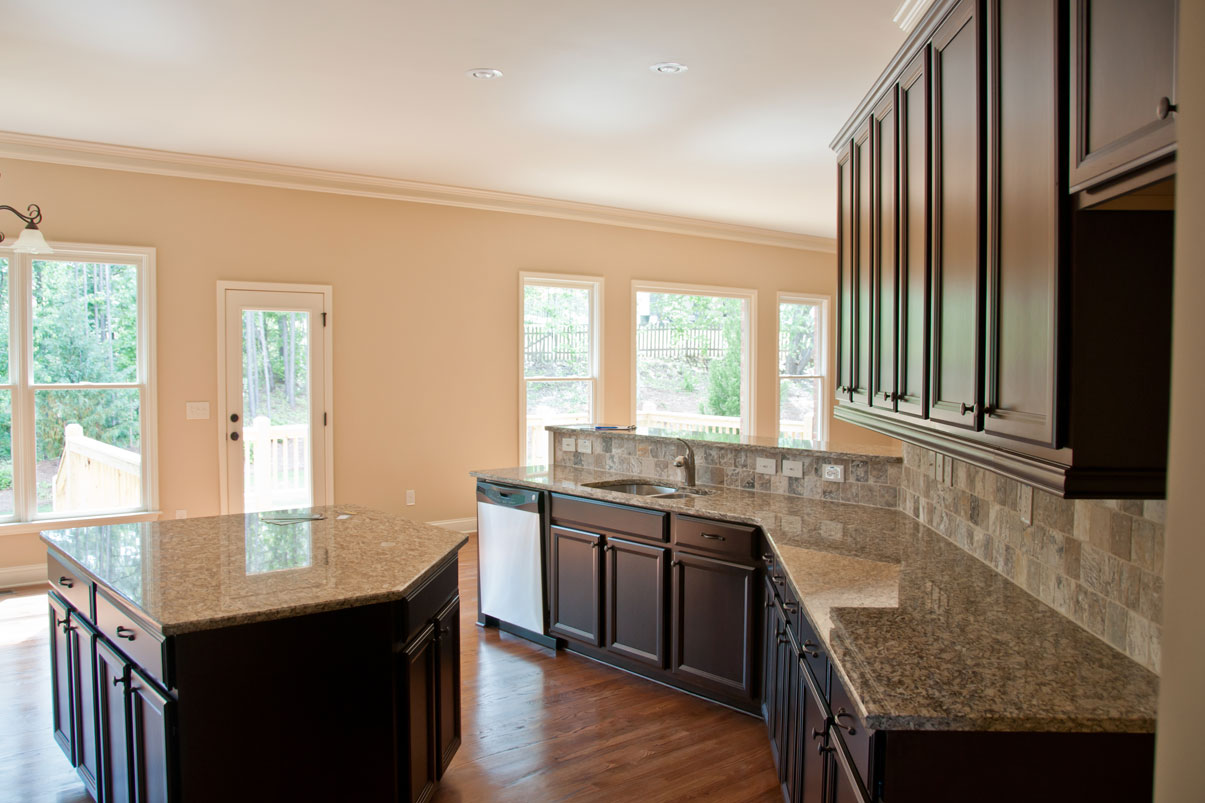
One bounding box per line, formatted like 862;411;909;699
831;0;1175;498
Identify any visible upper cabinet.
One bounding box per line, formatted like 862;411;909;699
1069;0;1178;193
830;0;1175;498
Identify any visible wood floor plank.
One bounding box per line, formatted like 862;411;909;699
0;534;780;802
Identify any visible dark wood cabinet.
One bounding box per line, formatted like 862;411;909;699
928;0;983;431
604;536;668;668
830;0;1174;498
669;551;756;701
49;595;75;764
1069;0;1177;192
71;615;102;799
129;668;174;803
548;525;602;646
434;597;461;778
96;638;133;803
403;623;438;803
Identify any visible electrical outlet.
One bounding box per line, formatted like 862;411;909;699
822;464;845;482
185;401;210;420
175;509;187;519
755;457;777;475
405;490;415;506
577;439;593;454
782;459;804;478
561;438;576;452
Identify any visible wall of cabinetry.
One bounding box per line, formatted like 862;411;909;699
832;0;1177;499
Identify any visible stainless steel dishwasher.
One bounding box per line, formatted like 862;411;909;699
475;481;554;647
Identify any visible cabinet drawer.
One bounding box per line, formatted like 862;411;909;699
791;600;828;696
830;668;873;789
673;516;758;562
551;494;667;542
47;551;93;619
95;590;167;687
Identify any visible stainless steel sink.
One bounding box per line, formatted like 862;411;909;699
582;480;715;497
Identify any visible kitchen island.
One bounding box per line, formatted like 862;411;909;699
472;463;1159;801
42;506;466;803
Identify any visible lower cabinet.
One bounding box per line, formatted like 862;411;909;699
605;537;668;668
670;550;757;702
71;615;102;799
434;597;462;777
548;525;602;645
401;595;463;803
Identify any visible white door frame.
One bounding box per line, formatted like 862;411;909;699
216;281;334;514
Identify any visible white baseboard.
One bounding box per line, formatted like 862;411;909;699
0;563;44;589
426;517;477;534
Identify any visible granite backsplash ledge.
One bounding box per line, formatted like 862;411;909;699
898;443;1165;674
550;427;902;509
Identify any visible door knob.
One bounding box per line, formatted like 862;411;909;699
230;413;239;423
230;431;240;441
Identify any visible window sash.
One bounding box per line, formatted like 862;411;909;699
0;243;158;526
777;294;829;441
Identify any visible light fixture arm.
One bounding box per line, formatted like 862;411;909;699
0;203;43;244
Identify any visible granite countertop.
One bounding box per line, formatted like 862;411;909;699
40;505;467;636
471;464;1159;734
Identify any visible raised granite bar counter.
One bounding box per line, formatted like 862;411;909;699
41;504;467;635
471;464;1159;734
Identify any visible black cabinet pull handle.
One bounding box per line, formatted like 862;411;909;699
772;577;784;586
834;708;858;735
112;675;127;688
762;552;774;563
116;626;136;641
818;743;835;755
960;402;976;416
812;727;825;741
802;640;821;658
783;602;798;613
701;533;725;541
1158;97;1177;119
58;576;74;588
765;600;774;608
671;559;681;567
777;634;790;644
590;542;598;550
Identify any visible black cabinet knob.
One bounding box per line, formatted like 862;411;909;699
960;402;976;416
1157;97;1177;119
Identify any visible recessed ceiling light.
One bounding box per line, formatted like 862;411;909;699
467;68;503;80
649;62;688;74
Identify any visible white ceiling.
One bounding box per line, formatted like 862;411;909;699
0;0;908;239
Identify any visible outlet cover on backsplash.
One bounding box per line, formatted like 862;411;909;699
561;438;575;452
577;439;592;454
782;459;804;478
756;457;777;475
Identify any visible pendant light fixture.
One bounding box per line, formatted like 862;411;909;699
0;174;52;254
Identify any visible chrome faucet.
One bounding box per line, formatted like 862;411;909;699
673;438;696;487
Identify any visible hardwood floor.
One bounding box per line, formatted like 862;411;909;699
0;536;781;801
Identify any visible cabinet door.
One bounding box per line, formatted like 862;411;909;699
71;616;101;798
669;552;756;699
403;624;438;803
96;638;134;803
761;581;781;762
871;89;899;412
49;594;75;764
548;525;602;646
604;537;667;668
772;611;792;786
129;669;174;803
896;49;930;419
984;0;1060;447
851;119;873;407
434;596;462;778
835;143;854;403
798;663;829;803
1069;0;1177;190
928;0;983;430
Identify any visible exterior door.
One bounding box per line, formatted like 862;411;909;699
220;285;330;514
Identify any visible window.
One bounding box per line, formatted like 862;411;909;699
633;282;755;437
778;293;828;442
0;243;157;527
520;274;602;466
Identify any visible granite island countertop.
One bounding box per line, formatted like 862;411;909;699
40;505;467;636
471;464;1159;734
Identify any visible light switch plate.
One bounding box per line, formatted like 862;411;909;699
1019;485;1034;525
755;457;777;475
185;401;210;420
823;464;845;482
561;438;576;452
405;490;415;506
782;459;804;478
577;439;593;454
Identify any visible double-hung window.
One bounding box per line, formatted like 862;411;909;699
520;274;602;466
778;293;828;441
0;243;157;527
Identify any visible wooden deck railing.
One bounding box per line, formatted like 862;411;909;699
243;417;311;511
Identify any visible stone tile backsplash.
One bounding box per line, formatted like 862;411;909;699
552;432;902;509
898;443;1165;674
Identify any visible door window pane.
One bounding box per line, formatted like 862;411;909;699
524;285;591;378
32;260;139;384
635;292;746;436
780;378;821;441
35;389;142;513
242;310;312;513
526;380;592;466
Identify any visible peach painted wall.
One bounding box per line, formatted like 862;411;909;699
0;157;897;571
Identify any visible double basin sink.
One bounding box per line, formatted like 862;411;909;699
581;480;716;500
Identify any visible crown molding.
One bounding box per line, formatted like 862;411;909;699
0;130;835;253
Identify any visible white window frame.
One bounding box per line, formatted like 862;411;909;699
777;292;830;441
0;241;159;535
630;280;757;436
519;272;604;466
